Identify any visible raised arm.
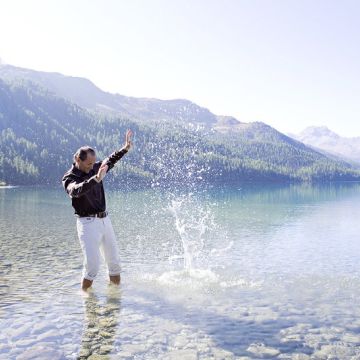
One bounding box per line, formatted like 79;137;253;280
104;129;133;172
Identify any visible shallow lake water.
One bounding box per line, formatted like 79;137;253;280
1;183;360;359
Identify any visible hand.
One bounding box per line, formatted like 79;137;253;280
96;161;108;182
124;129;133;151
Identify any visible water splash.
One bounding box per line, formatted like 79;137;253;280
168;194;214;271
142;123;237;288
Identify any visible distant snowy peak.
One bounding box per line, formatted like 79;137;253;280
300;125;339;138
292;126;360;163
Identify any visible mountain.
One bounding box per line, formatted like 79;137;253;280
0;78;156;185
290;126;360;165
0;64;227;128
0;65;360;186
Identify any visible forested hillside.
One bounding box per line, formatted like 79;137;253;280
0;75;359;187
0;64;219;127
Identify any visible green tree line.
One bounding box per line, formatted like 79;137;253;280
0;79;359;187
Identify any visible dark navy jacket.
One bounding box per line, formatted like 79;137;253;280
62;148;128;216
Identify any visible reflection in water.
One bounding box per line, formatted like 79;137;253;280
78;286;122;359
211;182;360;204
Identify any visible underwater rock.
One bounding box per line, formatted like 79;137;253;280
164;349;198;360
16;345;63;360
247;342;280;358
312;344;358;358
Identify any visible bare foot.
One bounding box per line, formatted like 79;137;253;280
109;274;121;285
82;278;93;291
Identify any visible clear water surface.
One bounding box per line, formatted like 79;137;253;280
1;183;360;359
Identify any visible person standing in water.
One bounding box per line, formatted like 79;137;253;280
62;130;133;291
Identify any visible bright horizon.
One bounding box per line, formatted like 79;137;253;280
0;0;359;137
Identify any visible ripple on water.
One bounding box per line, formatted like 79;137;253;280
135;268;262;295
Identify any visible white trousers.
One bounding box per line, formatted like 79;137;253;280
76;216;121;281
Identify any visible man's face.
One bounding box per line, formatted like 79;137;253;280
78;154;96;174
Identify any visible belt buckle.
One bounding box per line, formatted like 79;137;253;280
97;211;107;218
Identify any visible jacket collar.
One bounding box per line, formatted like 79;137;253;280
70;163;88;177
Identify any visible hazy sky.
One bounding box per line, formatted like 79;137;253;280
0;0;359;136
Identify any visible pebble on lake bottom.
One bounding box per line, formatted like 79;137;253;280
15;345;63;360
246;342;281;358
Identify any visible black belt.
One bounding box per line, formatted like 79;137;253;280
78;211;108;218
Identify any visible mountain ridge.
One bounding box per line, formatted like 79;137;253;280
1;64;359;185
0;64;231;129
290;126;360;165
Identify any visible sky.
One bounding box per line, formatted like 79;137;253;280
0;0;359;137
